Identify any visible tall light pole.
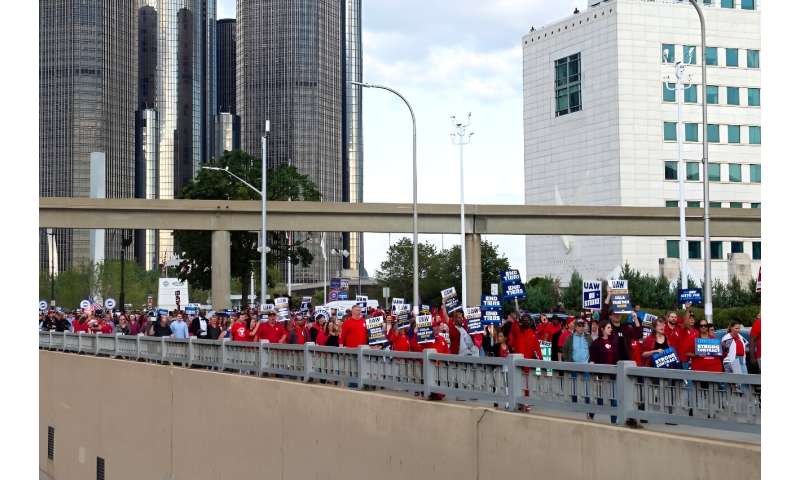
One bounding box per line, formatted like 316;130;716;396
351;81;419;310
688;0;713;323
663;51;692;290
451;113;474;307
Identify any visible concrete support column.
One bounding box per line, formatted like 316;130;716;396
465;233;482;306
211;230;231;310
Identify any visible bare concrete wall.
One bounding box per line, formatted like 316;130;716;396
40;351;760;480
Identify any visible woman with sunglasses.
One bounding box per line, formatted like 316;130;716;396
688;321;723;372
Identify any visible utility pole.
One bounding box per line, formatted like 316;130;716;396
120;229;132;311
451;113;474;307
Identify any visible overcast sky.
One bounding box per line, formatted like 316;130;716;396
218;0;589;279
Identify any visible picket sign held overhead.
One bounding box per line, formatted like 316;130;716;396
582;281;602;310
678;288;703;305
416;314;435;343
608;279;631;314
441;287;461;314
39;300;49;311
79;300;91;310
366;316;388;345
464;306;483;334
104;298;116;310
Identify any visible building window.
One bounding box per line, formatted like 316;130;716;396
706;85;719;104
708;124;720;143
730;202;743;208
706;47;718;66
663;83;676;102
685;123;699;142
665;161;678;180
751;202;761;209
711;241;723;260
728;125;741;144
662;44;675;63
748;88;760;106
683;45;697;64
721;0;734;8
731;241;744;254
555;53;581;117
688;241;702;259
729;163;742;182
726;48;739;67
747;49;760;68
708;163;721;181
666;200;679;208
664;122;677;141
710;201;722;208
687;162;700;181
687;201;701;208
667;240;679;258
752;241;761;260
749;126;761;145
742;0;755;10
684;84;698;103
750;164;761;183
726;87;740;105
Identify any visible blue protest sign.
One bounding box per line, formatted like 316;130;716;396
420;304;430;315
330;278;341;289
415;314;435;344
695;338;722;357
481;295;502;311
501;269;522;285
678;288;703;305
653;347;681;369
441;287;461;314
337;291;348;301
582;281;602;310
610;294;632;314
482;310;502;326
464;307;483;335
503;283;526;300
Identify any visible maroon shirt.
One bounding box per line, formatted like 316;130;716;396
589;337;618;365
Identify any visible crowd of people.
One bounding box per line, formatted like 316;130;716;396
39;291;761;376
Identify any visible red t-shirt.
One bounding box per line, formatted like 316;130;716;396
691;354;723;372
340;317;367;348
254;322;286;343
513;329;543;360
99;322;113;334
750;318;761;359
497;343;509;358
231;321;250;342
74;321;89;333
678;328;699;363
734;336;745;356
664;323;682;346
388;329;410;352
433;335;450;354
629;338;643;367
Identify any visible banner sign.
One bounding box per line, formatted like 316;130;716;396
337;291;348;301
501;269;522;284
678;288;703;305
415;314;435;344
608;279;631;314
328;289;339;302
391;298;405;312
157;278;189;310
336;307;345;319
355;295;368;309
501;269;527;301
653;347;681;369
314;306;330;320
395;306;410;330
464;307;483;334
641;312;657;338
185;303;199;315
419;305;430;315
481;295;502;311
695;338;722;357
39;300;48;311
367;316;388;345
300;296;312;313
482;310;502;326
441;287;461;314
582;281;602;310
274;297;289;321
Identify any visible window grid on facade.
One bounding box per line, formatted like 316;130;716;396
749;126;761;145
665;161;678;180
711;241;723;260
748;88;760;106
684;84;698;103
706;85;719;104
726;48;738;67
747;49;760;68
663;83;676;102
726;86;740;105
685;123;699;142
664;122;677;141
708;124;720;143
554;53;581;117
728;125;741;144
731;241;744;254
686;162;700;181
729;163;742;182
708;163;721;181
683;45;696;64
750;164;761;183
688;241;702;260
753;241;761;260
705;47;717;65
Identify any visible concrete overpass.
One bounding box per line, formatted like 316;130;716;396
39;197;761;308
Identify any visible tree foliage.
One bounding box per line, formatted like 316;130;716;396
562;271;583;311
521;276;561;313
173;150;321;294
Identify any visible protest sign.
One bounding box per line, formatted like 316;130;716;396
482;310;502;326
274;297;289;321
503;283;526;300
415;314;435;343
481;295;502;311
695;338;722;357
419;304;430;315
608;279;631;314
501;269;522;284
314;306;330;320
582;281;602;310
653;347;680;369
441;287;461;313
391;298;405;312
678;288;703;305
464;307;483;334
355;295;368;309
367;316;388;345
641;312;657;338
337;291;349;301
395;306;410;330
300;296;312;313
501;269;527;301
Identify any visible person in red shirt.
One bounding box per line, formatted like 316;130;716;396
750;313;761;370
535;315;552;342
339;305;367;348
286;316;307;344
386;316;410;352
252;312;287;343
678;313;699;369
230;314;251;342
689;320;723;372
512;315;543;360
664;311;683;347
73;314;90;334
98;317;113;334
442;308;461;354
641;317;677;367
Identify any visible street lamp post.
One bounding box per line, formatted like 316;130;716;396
351;81;420;311
451;113;474;307
688;0;713;323
663;52;692;290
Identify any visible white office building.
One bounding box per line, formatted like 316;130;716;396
522;0;761;286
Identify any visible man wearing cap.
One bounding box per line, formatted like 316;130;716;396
253;310;287;343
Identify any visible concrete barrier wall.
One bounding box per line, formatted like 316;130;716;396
40;351;760;480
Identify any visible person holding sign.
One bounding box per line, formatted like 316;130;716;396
387;316;411;352
641;317;676;367
721;321;749;374
588;321;620;423
688;320;723;372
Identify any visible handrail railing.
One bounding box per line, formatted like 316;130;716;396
38;331;760;434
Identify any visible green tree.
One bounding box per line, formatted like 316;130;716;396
376;238;442;305
173;150;320;297
95;260;160;309
437;241;511;303
521;276;561;313
562;271;583;311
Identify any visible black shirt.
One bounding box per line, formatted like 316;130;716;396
153;323;172;337
206;325;222;340
325;335;339;347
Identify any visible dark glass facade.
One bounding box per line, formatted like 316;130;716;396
217;18;236;115
39;0;137;271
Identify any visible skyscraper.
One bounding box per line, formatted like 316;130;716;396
134;0;206;269
201;0;218;164
39;0;137;271
237;0;345;284
216;18;239;157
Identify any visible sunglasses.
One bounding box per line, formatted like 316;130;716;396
699;324;709;328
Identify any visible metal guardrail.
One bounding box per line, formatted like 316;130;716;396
39;331;760;434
